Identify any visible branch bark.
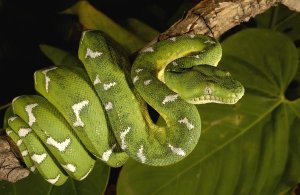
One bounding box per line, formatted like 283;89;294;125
0;131;30;182
146;0;299;47
1;0;299;183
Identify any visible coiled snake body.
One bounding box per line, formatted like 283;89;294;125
5;31;244;185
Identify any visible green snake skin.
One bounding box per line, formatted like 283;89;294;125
4;30;244;185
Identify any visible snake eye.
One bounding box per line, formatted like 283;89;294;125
204;87;213;95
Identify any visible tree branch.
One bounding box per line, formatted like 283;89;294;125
0;132;30;182
146;0;299;47
1;0;299;183
281;0;300;11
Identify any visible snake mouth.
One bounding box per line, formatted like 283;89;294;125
186;94;242;104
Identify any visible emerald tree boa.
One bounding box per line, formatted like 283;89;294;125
4;30;244;185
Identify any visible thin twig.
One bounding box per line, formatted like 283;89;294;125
0;103;11;111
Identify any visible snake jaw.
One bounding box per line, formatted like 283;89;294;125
186;86;245;105
186;95;241;104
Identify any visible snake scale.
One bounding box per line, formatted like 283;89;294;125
4;30;244;185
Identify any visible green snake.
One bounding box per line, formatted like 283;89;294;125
4;30;244;185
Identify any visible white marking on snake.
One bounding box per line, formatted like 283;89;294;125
120;127;131;150
85;48;103;59
47;174;61;184
135;68;143;73
80;30;92;44
137;145;146;163
204;40;215;44
141;47;154;53
34;72;37;85
178;117;194;130
103;82;117;90
194;55;200;58
17;139;22;146
172;61;178;66
30;166;35;172
102;144;116;162
189;34;195;38
46;137;71;152
93;74;101;85
62;163;77;173
105;102;113;111
133;76;139;83
6;130;13;135
162;94;179;105
169;37;176;42
144;79;152;86
12;96;20;112
168;144;186;156
31;153;47;164
12;96;21;103
80;167;93;180
18;128;32;137
72;100;89;127
42;67;57;93
21;150;28;157
25;103;38;126
81;31;87;44
8;116;17;122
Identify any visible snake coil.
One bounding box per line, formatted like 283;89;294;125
4;30;244;185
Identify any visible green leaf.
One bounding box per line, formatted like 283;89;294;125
125;18;159;42
117;29;300;195
255;5;300;41
0;161;110;195
39;44;83;67
63;1;145;53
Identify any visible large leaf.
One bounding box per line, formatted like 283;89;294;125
117;29;300;195
63;1;145;53
125;18;159;42
0;161;110;195
255;5;300;42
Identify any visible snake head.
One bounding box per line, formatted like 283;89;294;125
165;65;245;104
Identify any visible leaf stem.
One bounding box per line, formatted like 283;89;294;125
274;12;299;30
0;103;11;111
270;7;279;29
